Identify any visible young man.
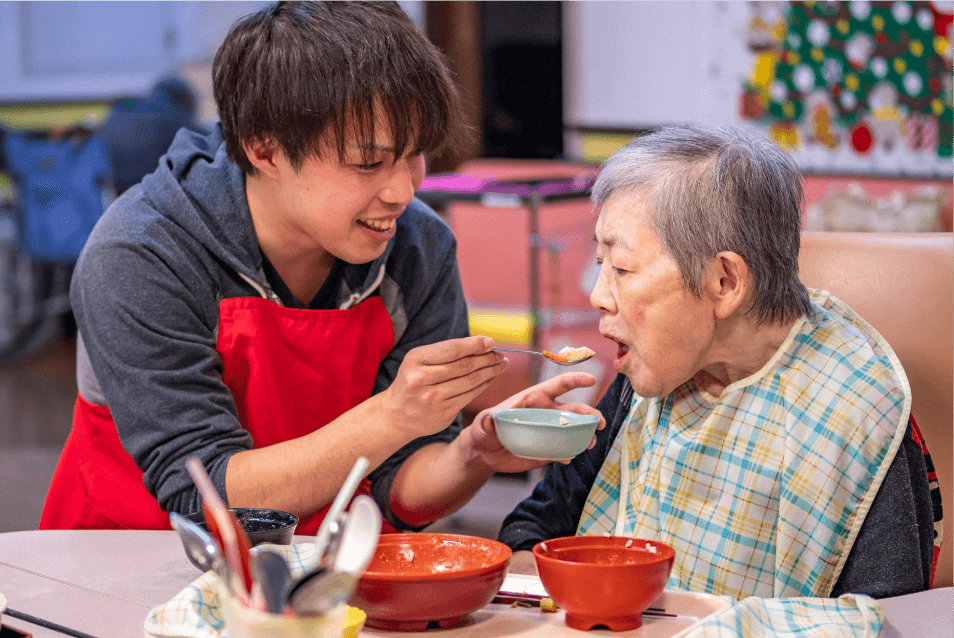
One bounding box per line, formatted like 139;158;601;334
497;124;940;599
41;1;602;535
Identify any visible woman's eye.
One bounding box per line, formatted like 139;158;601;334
357;161;384;170
597;260;625;275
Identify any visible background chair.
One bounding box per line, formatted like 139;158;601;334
798;231;953;588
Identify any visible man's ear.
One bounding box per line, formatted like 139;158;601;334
242;138;280;179
705;251;749;319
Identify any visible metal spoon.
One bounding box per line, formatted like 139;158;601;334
170;511;232;586
282;495;382;616
284;511;345;600
253;548;293;614
493;347;595;366
285;569;358;617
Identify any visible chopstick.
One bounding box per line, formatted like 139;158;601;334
5;607;102;638
491;594;684;619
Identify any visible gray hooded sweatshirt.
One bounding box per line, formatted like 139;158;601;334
71;125;469;528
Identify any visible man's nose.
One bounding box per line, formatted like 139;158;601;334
380;155;423;206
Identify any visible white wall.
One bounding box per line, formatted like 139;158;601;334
0;1;267;102
563;1;752;130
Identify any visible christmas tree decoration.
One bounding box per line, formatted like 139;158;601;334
742;0;952;174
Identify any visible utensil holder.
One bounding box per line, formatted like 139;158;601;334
217;579;365;638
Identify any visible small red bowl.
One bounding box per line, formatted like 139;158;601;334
532;535;675;632
351;533;512;632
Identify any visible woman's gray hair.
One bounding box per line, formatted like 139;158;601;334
592;124;812;325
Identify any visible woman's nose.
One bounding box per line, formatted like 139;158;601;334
589;263;616;314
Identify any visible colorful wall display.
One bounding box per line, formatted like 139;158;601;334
741;1;952;176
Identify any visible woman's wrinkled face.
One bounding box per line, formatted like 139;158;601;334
590;191;715;398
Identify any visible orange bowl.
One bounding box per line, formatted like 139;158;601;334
532;536;675;631
351;533;512;632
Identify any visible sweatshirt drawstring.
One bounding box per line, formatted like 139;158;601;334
239;273;283;306
339;264;386;310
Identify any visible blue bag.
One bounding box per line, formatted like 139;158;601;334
2;129;112;263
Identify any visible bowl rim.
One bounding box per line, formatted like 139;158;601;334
182;507;299;528
359;532;513;582
531;535;675;566
492;408;601;427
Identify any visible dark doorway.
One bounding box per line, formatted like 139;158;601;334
480;2;563;159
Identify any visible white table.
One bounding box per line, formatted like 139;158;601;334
0;531;950;637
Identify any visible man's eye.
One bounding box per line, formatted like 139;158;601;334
357;161;384;170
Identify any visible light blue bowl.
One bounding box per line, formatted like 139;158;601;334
492;408;600;461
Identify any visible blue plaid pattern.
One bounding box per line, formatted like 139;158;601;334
580;291;909;600
684;594;884;637
144;541;334;637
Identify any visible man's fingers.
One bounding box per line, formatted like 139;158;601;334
536;372;596;400
418;335;496;366
445;362;507;403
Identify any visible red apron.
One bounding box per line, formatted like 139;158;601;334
41;295;396;534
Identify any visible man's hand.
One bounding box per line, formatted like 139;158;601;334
382;336;507;438
464;372;606;473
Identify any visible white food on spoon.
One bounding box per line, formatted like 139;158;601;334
557;346;596;362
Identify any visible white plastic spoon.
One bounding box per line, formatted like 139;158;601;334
313;457;369;563
333;494;382;576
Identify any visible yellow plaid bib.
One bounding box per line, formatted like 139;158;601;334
578;291;909;599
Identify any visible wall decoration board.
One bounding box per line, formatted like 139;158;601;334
741;0;952;177
564;1;951;178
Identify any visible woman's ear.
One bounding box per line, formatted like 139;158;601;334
705;251;749;319
242;138;280;179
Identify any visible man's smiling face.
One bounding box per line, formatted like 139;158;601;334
267;113;426;265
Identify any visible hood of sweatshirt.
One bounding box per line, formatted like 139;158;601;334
136;124;393;303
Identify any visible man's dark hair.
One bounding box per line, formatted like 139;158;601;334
213;1;464;174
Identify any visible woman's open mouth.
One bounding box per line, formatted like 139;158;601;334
615;340;630;364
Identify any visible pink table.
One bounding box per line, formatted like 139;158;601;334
0;530;950;637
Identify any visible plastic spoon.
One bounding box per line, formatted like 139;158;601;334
313;457;370;562
332;494;382;576
185;457;254;602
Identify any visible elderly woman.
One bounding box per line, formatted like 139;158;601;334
496;124;939;600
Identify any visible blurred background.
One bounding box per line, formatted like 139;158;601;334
0;1;951;538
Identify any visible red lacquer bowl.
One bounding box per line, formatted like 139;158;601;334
532;535;675;632
351;533;512;632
